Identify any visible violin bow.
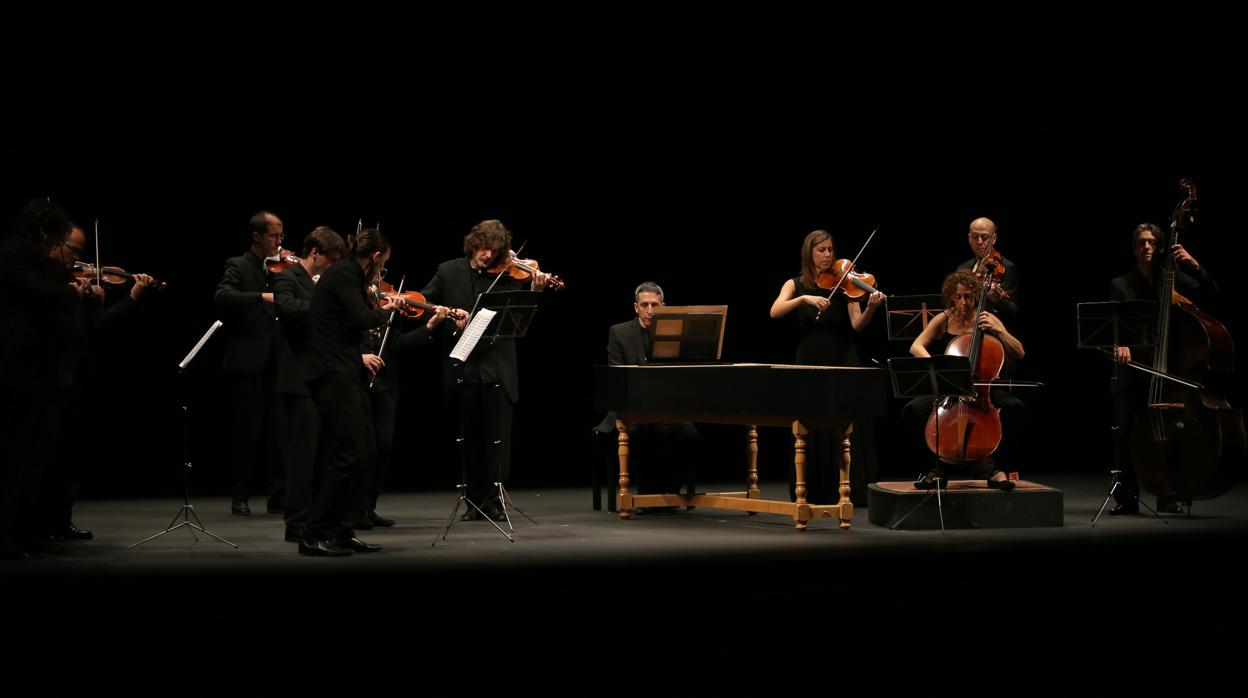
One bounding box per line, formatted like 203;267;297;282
93;219;102;290
369;274;405;390
815;225;878;321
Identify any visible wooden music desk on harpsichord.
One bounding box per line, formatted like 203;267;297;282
593;363;887;530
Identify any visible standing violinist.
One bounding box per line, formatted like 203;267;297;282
38;222;154;543
1107;222;1217;515
1;199;80;560
272;225;346;543
420;219;551;522
213;210;286;516
903;269;1026;489
957;217;1020;322
770;229;883;505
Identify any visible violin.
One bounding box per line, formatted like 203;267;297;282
372;280;467;321
487;250;565;291
816;259;884;299
73;262;168;291
973;249;1012;301
266;247;300;273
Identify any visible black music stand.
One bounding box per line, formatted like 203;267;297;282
1076;301;1168;527
643;305;728;363
131;321;239;550
886;355;974;534
884;294;944;342
434;291;541;547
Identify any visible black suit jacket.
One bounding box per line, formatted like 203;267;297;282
273;263;316;396
213;251;280;373
596;318;647;432
421;257;526;404
0;234;81;393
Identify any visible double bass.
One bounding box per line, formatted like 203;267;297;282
1128;179;1246;505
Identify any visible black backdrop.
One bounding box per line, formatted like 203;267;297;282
5;12;1245;499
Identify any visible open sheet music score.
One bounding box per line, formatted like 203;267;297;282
449;308;497;362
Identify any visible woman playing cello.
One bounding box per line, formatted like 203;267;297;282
902;269;1027;490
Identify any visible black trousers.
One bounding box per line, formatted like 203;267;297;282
0;387;52;545
455;382;512;505
281;393;320;528
307;372;375;541
355;386;397;518
901;388;1028;479
626;421;699;495
225;368;285;504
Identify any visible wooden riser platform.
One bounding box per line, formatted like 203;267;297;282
867;480;1064;529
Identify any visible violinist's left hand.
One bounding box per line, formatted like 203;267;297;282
531;272;550;291
130;273;153;300
1171;244;1200;270
977;311;1006;335
426;305;450;330
866;291;884;308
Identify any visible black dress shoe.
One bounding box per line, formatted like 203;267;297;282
231;499;251;516
298;538;354;557
986;472;1016;491
51;523;94;540
460;507;485;521
284;525;304;543
1109;503;1139;515
485;504;509;522
913;471;943;490
1157;499;1184;514
368;511;396;527
335;537;382;553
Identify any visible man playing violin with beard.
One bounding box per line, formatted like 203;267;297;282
36;223;155;544
957;217;1020;322
421;219;551;522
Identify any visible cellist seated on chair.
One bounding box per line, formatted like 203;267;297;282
900;270;1027;491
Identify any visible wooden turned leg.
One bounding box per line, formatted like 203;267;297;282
837;423;854;530
616;420;632;519
793;422;808;531
746;425;760;500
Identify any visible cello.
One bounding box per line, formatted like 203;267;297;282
1128;179;1246;506
925;269;1007;468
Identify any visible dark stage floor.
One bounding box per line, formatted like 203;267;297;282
11;473;1247;581
10;473;1248;668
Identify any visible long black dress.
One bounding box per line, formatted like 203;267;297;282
788;277;877;505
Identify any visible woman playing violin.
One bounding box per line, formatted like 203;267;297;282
903;269;1026;490
770;229;883;505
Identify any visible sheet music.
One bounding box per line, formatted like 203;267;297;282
449;308;497;362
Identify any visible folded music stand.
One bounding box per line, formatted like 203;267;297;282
886;355;974;534
884;294;944;342
435;291;541;546
1076;301;1168;527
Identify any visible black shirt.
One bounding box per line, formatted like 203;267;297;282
308;260;387;382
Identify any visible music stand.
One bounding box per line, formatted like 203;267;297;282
885;355;975;534
435;291;541;546
131;321;239;550
643;305;728;363
884;294;944;342
1076;301;1169;527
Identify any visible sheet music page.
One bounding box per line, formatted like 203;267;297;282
449;308;497;362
